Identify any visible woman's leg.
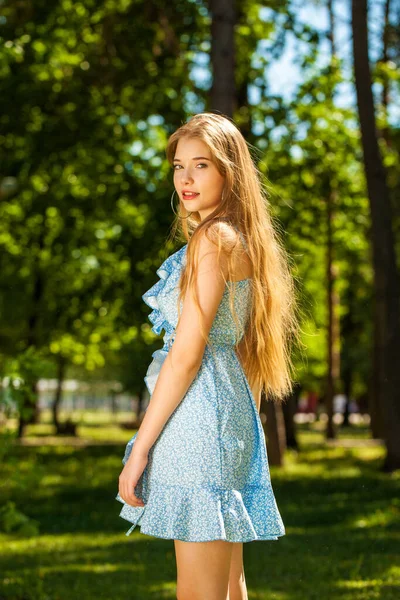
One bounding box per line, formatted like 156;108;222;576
228;543;248;600
174;539;233;600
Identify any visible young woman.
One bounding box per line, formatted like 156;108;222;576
116;112;298;600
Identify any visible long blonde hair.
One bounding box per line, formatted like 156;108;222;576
165;112;299;403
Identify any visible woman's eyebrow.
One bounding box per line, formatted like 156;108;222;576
173;157;211;162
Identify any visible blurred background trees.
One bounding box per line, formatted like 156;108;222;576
0;0;399;470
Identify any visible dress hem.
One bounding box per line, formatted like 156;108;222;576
115;481;286;543
124;526;283;543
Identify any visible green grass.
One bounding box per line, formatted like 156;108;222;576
0;420;399;599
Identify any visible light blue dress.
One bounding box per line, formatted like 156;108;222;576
115;230;286;543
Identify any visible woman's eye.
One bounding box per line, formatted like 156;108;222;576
173;163;208;170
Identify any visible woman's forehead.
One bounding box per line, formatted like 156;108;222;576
175;137;210;155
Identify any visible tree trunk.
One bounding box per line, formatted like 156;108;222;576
352;0;400;471
263;393;286;467
327;0;336;55
234;2;252;137
379;0;391;145
325;1;340;440
209;0;236;117
18;231;44;437
52;356;66;431
325;187;340;439
17;380;38;438
282;382;301;450
342;371;352;427
341;265;357;429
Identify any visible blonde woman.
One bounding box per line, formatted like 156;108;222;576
116;113;298;600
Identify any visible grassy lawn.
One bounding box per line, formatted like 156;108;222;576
0;417;399;600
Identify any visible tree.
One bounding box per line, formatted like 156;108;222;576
209;0;236;116
352;0;400;471
0;0;202;435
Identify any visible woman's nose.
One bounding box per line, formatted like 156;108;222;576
180;169;194;183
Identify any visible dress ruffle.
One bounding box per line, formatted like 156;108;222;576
116;483;283;542
143;348;168;397
141;244;187;396
115;435;285;542
141;244;187;337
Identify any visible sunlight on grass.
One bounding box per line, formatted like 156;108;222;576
0;532;150;555
40;562;143;574
385;565;400;580
351;505;400;529
7;410;138;444
1;421;399;600
247;591;289;600
336;580;378;591
41;474;63;486
146;581;178;598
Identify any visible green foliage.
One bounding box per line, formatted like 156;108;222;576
252;58;374;395
0;0;398;415
1;348;54;421
0;0;204;405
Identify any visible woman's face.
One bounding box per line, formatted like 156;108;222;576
173;137;225;221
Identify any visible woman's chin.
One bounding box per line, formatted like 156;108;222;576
182;202;200;211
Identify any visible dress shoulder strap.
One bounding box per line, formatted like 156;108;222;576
237;229;247;250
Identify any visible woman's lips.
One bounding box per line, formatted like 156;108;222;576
181;192;199;200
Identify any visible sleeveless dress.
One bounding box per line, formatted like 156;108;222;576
115;230;286;543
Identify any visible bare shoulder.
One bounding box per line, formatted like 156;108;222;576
206;220;252;281
188;221;240;282
199;220;240;253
